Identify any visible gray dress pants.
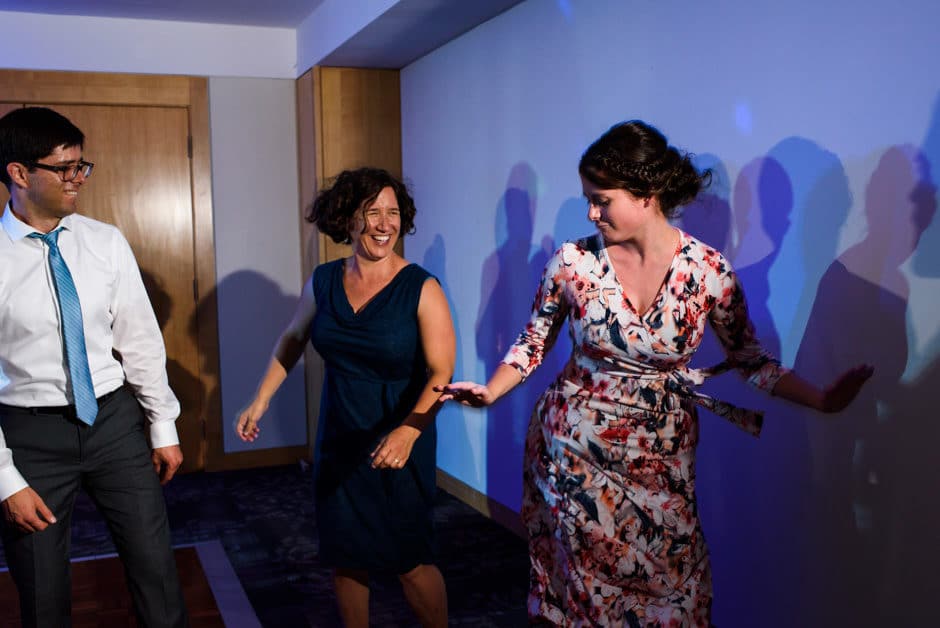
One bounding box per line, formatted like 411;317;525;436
0;386;188;628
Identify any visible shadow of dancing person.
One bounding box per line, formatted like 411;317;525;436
475;163;552;511
792;144;937;626
140;269;207;471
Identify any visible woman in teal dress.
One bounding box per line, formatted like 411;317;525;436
236;167;455;628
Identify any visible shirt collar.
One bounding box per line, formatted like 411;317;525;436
1;202;73;242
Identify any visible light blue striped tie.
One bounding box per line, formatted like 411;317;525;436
30;229;98;425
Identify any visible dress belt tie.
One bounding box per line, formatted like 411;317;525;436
663;361;764;437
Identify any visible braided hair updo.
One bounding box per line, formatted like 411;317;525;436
578;120;711;219
307;167;417;244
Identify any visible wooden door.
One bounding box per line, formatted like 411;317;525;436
0;106;17;206
313;67;403;264
0;71;220;472
50;104;203;471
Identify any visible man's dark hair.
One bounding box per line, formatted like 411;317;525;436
0;107;85;188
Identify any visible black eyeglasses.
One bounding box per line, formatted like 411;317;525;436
28;160;94;182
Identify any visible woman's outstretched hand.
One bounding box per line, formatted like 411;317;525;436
434;382;498;407
819;364;874;413
235;398;269;442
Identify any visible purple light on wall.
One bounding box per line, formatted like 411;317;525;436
735;101;753;135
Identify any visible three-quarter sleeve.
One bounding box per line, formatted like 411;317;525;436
709;266;790;392
501;245;571;379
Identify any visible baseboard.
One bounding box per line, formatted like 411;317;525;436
436;468;526;539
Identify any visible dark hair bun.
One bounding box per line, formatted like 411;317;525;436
579;120;710;218
657;149;711;216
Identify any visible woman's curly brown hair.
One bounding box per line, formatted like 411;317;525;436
578;120;711;219
306;167;417;243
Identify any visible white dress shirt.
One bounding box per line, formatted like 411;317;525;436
0;204;180;500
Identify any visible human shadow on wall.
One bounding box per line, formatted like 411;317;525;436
140;269;206;471
728;138;853;628
421;235;477;483
689;154;817;628
871;142;940;625
193;270;306;455
768;138;855;355
877;92;940;625
911;91;940;282
792;145;937;627
678;153;732;253
476;163;551;511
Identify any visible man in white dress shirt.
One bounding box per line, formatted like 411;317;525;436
0;107;188;626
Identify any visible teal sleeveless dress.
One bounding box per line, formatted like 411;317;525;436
310;260;438;572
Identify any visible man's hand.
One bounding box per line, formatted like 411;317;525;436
2;487;56;533
151;445;183;485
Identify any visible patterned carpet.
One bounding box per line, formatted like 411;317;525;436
1;464;529;627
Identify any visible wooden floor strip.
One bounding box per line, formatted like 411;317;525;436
0;541;255;627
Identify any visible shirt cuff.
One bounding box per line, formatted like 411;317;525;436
0;466;30;503
501;358;530;382
149;419;180;450
502;341;539;380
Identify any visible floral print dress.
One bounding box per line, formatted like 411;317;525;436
503;230;787;627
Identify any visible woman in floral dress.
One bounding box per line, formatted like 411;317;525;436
439;121;872;626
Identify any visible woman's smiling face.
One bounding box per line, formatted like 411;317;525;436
349;186;401;261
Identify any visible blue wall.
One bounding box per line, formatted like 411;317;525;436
401;0;940;625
